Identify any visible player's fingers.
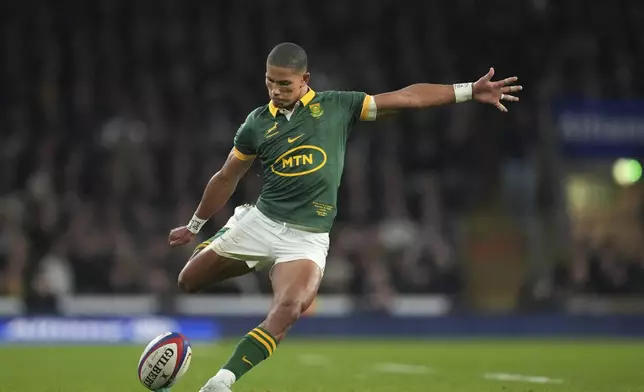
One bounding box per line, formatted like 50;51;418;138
504;76;518;85
502;85;523;93
169;237;187;247
501;94;519;102
483;67;495;81
495;102;508;112
494;77;518;88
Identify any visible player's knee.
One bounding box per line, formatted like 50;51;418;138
272;298;305;326
177;269;200;293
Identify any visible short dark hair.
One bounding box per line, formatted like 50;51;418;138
267;43;308;73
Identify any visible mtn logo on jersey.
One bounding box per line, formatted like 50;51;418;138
271;145;327;177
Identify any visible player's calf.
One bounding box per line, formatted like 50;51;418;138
201;259;322;391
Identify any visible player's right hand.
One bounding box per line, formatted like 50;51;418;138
168;226;196;247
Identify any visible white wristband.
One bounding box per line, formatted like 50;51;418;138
453;83;473;103
187;214;208;234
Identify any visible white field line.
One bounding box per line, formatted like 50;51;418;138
483;372;564;384
297;353;331;366
373;363;435;375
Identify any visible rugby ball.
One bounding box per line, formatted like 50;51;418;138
137;332;192;390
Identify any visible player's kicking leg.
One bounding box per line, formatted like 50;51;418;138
200;259;322;392
178;235;253;293
177;205;261;293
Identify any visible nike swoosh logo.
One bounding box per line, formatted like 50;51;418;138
265;123;278;138
242;356;254;367
288;134;304;143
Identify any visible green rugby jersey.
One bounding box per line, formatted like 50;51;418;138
232;89;376;232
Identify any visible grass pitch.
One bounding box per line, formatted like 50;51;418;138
2;339;643;392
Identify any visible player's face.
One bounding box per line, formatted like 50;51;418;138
266;64;310;108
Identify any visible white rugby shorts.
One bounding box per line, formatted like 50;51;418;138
205;205;329;273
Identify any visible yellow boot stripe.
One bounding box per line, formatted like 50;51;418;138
247;331;273;355
253;328;277;351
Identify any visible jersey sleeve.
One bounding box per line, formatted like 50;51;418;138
232;113;257;161
335;91;378;123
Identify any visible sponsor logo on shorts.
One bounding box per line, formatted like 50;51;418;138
271;145;327;177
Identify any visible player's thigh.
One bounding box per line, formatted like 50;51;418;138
269;259;323;313
178;247;252;292
179;204;276;290
178;223;255;292
269;230;328;311
273;229;329;276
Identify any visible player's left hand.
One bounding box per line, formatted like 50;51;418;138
472;67;522;112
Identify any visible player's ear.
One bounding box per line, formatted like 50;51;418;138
302;72;310;86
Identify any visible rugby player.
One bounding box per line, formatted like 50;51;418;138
168;42;522;391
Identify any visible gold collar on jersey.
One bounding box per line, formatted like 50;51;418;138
268;88;316;117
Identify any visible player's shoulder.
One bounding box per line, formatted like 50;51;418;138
240;104;275;131
314;90;368;103
315;90;365;97
314;90;338;99
244;105;271;123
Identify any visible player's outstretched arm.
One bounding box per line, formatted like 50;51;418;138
168;149;254;247
373;67;522;116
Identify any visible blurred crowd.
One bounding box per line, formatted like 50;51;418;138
519;181;644;311
1;0;644;309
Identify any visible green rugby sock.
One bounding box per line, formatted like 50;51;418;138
222;327;278;380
